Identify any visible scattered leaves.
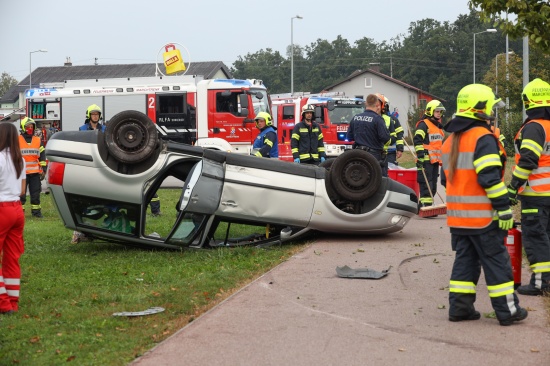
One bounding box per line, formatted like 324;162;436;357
437;304;446;309
357;248;365;253
433;258;439;264
398;348;407;352
29;336;40;344
530;348;540;353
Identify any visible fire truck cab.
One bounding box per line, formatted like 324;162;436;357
25;76;271;154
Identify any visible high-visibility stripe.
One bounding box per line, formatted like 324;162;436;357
449;280;476;294
531;262;550;273
487;281;515;297
521;208;539;214
515;119;550;194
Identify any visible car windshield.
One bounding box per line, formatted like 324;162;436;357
251;89;271;115
328;105;365;124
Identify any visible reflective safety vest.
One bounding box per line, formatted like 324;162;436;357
514;118;550;195
442;127;501;229
417;118;444;164
382;115;394;152
19;135;42;175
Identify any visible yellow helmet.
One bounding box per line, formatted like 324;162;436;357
425;100;445;117
455;84;499;121
254;112;273;127
86;104;102;119
20;116;36;130
522;78;550;110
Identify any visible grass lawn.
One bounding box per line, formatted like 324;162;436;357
0;190;303;365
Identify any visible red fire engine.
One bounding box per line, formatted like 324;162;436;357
25;76;271;154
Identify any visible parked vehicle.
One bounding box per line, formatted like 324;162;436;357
45;110;419;250
25;76;270;154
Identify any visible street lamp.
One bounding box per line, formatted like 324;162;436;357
29;49;47;91
473;29;497;83
495;51;514;123
291;15;303;95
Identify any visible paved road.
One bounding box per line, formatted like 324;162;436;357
131;213;550;366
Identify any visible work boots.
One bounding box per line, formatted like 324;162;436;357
517;284;550;296
499;307;528;326
31;210;43;218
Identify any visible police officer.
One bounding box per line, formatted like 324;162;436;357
346;94;390;173
414;100;445;207
19;117;47;218
252;112;278;158
508;78;550;296
291;104;326;164
442;83;527;326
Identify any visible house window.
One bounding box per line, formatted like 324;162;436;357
419;99;427;109
364;77;372;88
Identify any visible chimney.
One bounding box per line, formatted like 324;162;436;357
64;57;72;67
369;62;380;73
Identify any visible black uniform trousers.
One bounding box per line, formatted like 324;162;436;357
417;161;439;205
519;195;550;290
449;228;520;321
20;173;42;212
149;193;161;214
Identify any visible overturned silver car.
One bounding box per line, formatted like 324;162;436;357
45;111;418;249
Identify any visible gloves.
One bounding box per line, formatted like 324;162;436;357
320;157;326;163
416;158;424;170
294;158;300;163
507;185;518;206
497;209;514;231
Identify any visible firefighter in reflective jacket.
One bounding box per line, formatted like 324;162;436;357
441;83;527;326
508;78;550;296
291;104;326;164
414;100;445;207
252;112;278;158
19;117;47;218
382;96;404;166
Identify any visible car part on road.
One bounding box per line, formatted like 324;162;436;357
335;265;391;279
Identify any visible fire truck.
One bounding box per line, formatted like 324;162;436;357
25;76;271;154
271;92;365;161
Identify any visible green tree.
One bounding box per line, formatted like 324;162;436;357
0;72;18;97
231;49;287;94
470;0;550;53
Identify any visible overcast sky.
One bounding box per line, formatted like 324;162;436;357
2;0;471;82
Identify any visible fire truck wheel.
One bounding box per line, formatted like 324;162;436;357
319;158;341;201
329;150;382;201
105;110;158;164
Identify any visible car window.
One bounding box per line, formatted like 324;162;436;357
67;194;138;236
167;212;206;246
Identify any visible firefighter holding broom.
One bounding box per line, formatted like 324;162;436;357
441;83;527;326
414;100;445;209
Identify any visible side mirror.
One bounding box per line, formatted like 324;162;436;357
327;100;335;111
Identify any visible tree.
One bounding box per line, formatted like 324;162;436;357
470;0;550;53
231;49;287;94
0;72;18;97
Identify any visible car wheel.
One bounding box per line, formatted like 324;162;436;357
105;110;158;164
329;150;382;201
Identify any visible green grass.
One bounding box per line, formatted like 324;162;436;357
0;190;302;365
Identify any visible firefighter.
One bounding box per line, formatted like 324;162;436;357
79;104;106;132
346;94;390;169
382;96;404;166
374;93;394;177
441;83;527;326
414;100;445;208
490;120;506;148
252;112;278;158
19;117;47;218
507;78;550;296
291;104;326;164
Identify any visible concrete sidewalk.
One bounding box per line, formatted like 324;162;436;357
132;214;550;366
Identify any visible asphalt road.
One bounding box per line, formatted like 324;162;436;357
131;214;550;366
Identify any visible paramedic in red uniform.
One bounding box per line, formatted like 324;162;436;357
441;83;527;326
0;123;26;314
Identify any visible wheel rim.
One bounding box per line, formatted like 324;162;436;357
116;121;146;152
341;160;372;190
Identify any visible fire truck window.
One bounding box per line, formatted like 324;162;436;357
216;92;239;115
158;95;184;114
282;106;295;120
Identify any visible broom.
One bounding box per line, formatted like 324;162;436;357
403;134;447;218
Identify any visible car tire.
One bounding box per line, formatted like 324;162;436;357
105;110;158;164
329;149;382;201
